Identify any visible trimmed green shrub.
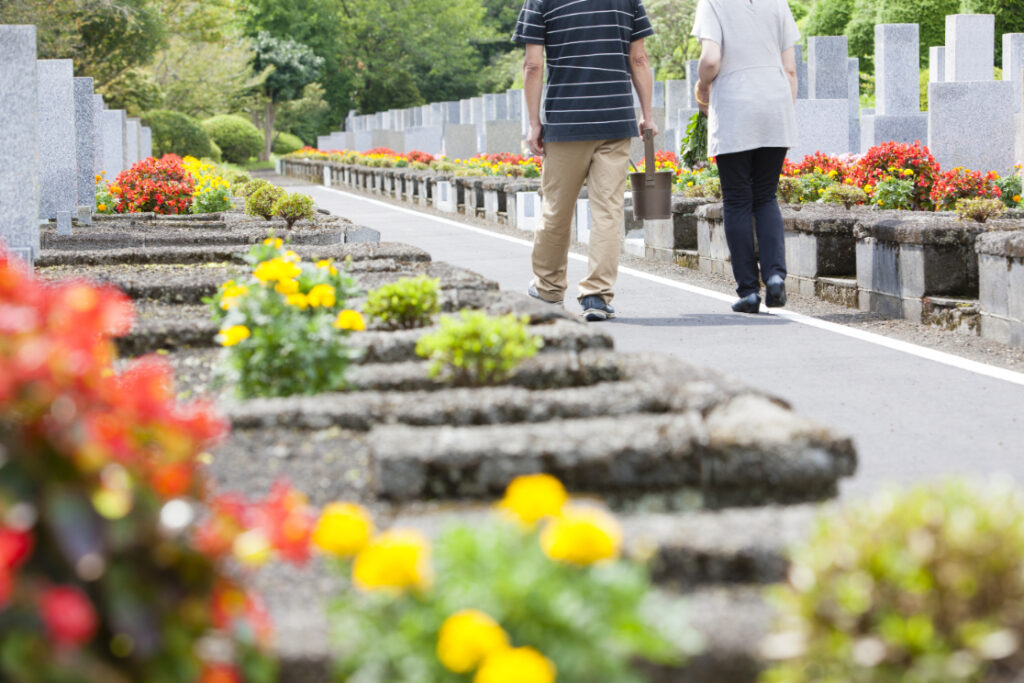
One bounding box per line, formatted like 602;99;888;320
245;184;286;220
877;0;960;66
208;139;223;163
202;114;263;164
873;177;915;210
762;479;1024;683
682;177;722;199
272;132;305;155
802;0;854;39
238;177;272;198
364;275;442;330
415;311;543;386
141;109;212;159
956;197;1007;224
777;177;803;204
271;192;315;229
822;184;868;209
995;174;1022;208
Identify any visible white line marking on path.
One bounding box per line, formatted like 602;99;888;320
317;185;1024;388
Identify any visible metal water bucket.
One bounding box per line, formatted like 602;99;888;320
629;128;674;221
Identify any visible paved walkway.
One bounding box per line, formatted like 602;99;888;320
300;182;1024;498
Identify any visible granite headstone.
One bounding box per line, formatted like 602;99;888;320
0;25;40;262
37;59;77;223
73;77;96;223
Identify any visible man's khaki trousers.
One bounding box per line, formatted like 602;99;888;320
531;138;630;304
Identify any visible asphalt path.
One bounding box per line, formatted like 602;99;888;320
299;183;1024;498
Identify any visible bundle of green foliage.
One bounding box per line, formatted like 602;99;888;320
762;479;1024;683
873;177;916;210
955;197;1007;224
142;109;213;159
202;115;263;164
682;176;722;199
822;184;868;209
272;132;305;155
415;311;543;386
777;176;803;204
363;275;442;330
238;178;271;198
245;184;286;220
271;192;316;229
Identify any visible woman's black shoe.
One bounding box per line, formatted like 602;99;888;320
731;293;762;313
765;275;787;308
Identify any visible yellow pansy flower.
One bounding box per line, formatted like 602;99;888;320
437;610;510;674
312;502;374;557
254;257;301;283
540;503;622;566
497;474;567;527
286;292;309;309
334;309;366;331
307;284;336;308
276;278;300;295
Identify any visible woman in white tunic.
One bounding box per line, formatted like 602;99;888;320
691;0;800;313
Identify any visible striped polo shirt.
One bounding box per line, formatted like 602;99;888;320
513;0;655;142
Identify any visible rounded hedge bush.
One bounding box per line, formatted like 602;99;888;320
140;110;212;159
201;114;263;164
272;132;305;155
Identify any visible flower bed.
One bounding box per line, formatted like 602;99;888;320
287;147;543;178
94;155;249;216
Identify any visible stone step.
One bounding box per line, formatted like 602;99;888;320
815;275;858;308
37;241;431;268
370;394;855;506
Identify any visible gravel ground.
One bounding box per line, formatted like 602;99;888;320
326;182;1024;372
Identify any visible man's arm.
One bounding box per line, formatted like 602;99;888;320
781;46;798;102
524;43;545;156
629;38;657;135
695;38;721;115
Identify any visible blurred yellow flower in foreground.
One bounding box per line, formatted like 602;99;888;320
218;325;251;347
286;292;309;310
233;529;272;567
263;237;284;248
254;257;301;283
540;503;622;565
498;473;567;526
474;646;556;683
352;529;432;593
307;284;336;308
275;278;300;295
334;309;366;331
437;609;510;673
313;502;374;557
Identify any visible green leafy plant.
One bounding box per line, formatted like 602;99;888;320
955;197;1007;224
994;172;1022;208
680;111;708;170
822;184;868;209
271;191;316;229
238;177;271;198
683;176;722;199
762;479;1024;683
328;474;695;683
245;184;287;220
798;171;838;203
872;177;915;210
364;275;442;330
141;109;213;159
208;239;363;398
777;176;803;204
415;311;543;386
201;114;264;164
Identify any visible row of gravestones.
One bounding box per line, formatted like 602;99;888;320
321;14;1024;176
0;25;153;266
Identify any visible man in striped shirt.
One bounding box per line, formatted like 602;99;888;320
515;0;656;322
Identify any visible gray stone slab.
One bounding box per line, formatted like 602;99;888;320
444;100;461;124
794;45;808;100
316;135;330;150
685;60;700;108
1004;33;1024;112
930;46;946;83
352;130;372;151
404;125;443;156
444;123;477;160
876;24;920;116
515;191;541;231
371;130;404;153
0;25;40;261
665;79;688;130
862;113;929;152
929;80;1015;173
484;93;507;121
945;14;994;83
470;96;484;125
125;117;141;167
429;102;443;126
459;98;472;124
808;36;848;100
505;89;522;122
653;79;665;108
792;99;850;159
483;120;522;155
92;95;104;175
99;109;126;178
140;125;152;158
37;59;77;222
73;77;96;217
848;57;861;153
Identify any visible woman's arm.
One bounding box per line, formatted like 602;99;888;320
695;38;721;114
781;46;798;102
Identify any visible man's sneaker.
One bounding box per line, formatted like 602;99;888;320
765;275;787;308
580;295;616;321
528;283;563;305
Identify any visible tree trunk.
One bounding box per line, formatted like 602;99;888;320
262;100;278;162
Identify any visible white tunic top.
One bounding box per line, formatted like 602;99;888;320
690;0;800;156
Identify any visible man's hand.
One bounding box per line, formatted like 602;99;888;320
638;116;659;137
695;81;711;116
526;124;545;157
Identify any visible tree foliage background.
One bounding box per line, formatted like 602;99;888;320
1;0;1019;144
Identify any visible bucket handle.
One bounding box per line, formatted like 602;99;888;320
643;128;655;187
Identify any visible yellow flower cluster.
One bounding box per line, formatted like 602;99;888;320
312;502;375;557
219;280;249;310
183;156;231;208
218;324;251;347
437;609;556;683
498;473;622;566
353;529;433;592
333;309;366;331
253;257;302;286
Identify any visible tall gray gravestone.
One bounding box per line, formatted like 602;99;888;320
73;77;96;224
444;124;477;160
444;101;461;124
1004;33;1024;112
483;121;522;154
794;45;809;99
140;126;152;158
861;24;928;152
124;117;141;168
37;59;76;230
795;36;851;158
405;125;444;155
506;89;522;122
92;94;105;175
0;25;40;263
847;57;861;154
808;36;848;100
930;14;1014;173
100;109;126;178
929;46;946;83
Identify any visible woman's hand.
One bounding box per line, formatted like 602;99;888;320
695;81;711;115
